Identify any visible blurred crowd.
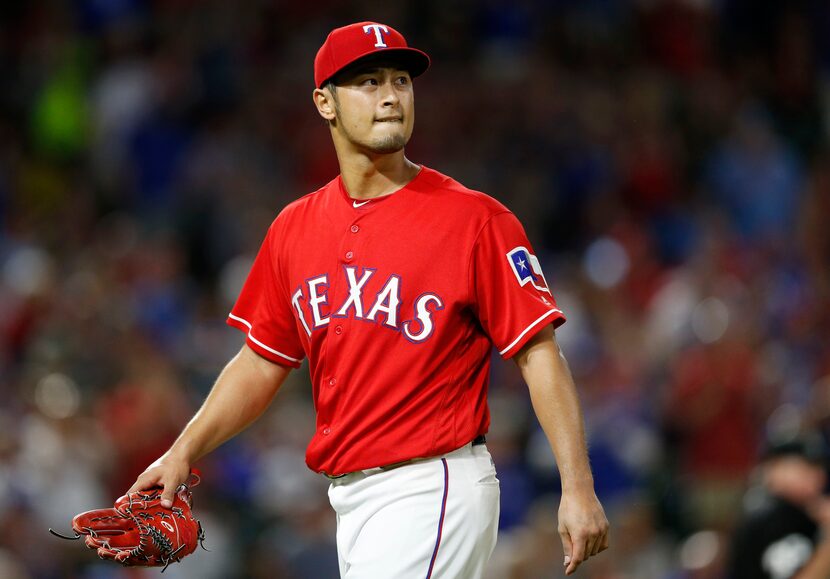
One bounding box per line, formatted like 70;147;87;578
0;0;829;577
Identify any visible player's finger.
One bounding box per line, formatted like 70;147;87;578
565;535;587;575
126;472;159;495
585;533;599;558
590;519;610;556
559;526;573;570
590;525;607;556
160;479;179;508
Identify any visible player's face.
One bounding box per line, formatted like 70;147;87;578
329;65;415;155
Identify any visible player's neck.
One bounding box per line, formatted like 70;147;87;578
338;151;420;200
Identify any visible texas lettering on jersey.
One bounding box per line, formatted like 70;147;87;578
291;265;443;343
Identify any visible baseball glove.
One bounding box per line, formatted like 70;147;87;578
50;470;206;571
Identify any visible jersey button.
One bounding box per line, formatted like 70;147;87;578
334;325;343;335
329;378;337;387
350;225;360;233
345;251;354;261
322;427;331;435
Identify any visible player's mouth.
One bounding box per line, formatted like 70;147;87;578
374;116;403;123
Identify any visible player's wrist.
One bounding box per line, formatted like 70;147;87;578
164;440;199;465
559;474;598;495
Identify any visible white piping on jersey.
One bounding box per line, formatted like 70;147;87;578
499;309;563;356
228;313;302;363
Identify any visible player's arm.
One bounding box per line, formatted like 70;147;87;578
514;325;609;576
127;344;291;507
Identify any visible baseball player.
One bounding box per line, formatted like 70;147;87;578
127;21;609;577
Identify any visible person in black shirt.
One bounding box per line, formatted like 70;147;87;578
728;437;830;579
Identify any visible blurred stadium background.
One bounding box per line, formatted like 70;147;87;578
1;0;829;577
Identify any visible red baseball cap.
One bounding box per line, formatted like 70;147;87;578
314;22;431;88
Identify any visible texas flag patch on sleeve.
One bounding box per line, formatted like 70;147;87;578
506;246;551;294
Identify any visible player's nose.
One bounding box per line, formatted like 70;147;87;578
378;80;400;107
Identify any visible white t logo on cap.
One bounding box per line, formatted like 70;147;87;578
363;24;389;48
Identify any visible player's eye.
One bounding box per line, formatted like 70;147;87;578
361;77;379;86
395;75;410;85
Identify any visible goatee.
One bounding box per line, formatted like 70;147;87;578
369;133;407;154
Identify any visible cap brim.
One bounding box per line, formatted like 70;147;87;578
763;438;826;464
320;48;430;88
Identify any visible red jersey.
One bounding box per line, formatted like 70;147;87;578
228;166;565;475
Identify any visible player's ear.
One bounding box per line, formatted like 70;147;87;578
313;87;337;122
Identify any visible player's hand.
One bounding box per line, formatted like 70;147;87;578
125;454;192;509
558;488;609;575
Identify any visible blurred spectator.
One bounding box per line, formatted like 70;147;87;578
727;435;830;579
664;335;760;530
705;102;805;247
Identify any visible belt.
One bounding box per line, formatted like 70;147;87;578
324;435;487;480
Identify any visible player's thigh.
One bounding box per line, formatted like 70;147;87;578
343;449;499;578
340;459;449;577
432;445;500;578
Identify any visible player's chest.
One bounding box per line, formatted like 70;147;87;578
279;216;471;339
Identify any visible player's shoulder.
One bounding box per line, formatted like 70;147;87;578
415;166;512;218
269;176;338;231
283;177;337;214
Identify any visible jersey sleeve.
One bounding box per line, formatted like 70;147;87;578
227;220;305;368
470;211;566;359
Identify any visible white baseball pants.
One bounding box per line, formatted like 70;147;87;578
327;441;500;578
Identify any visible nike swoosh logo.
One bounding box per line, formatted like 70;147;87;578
353;200;370;208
